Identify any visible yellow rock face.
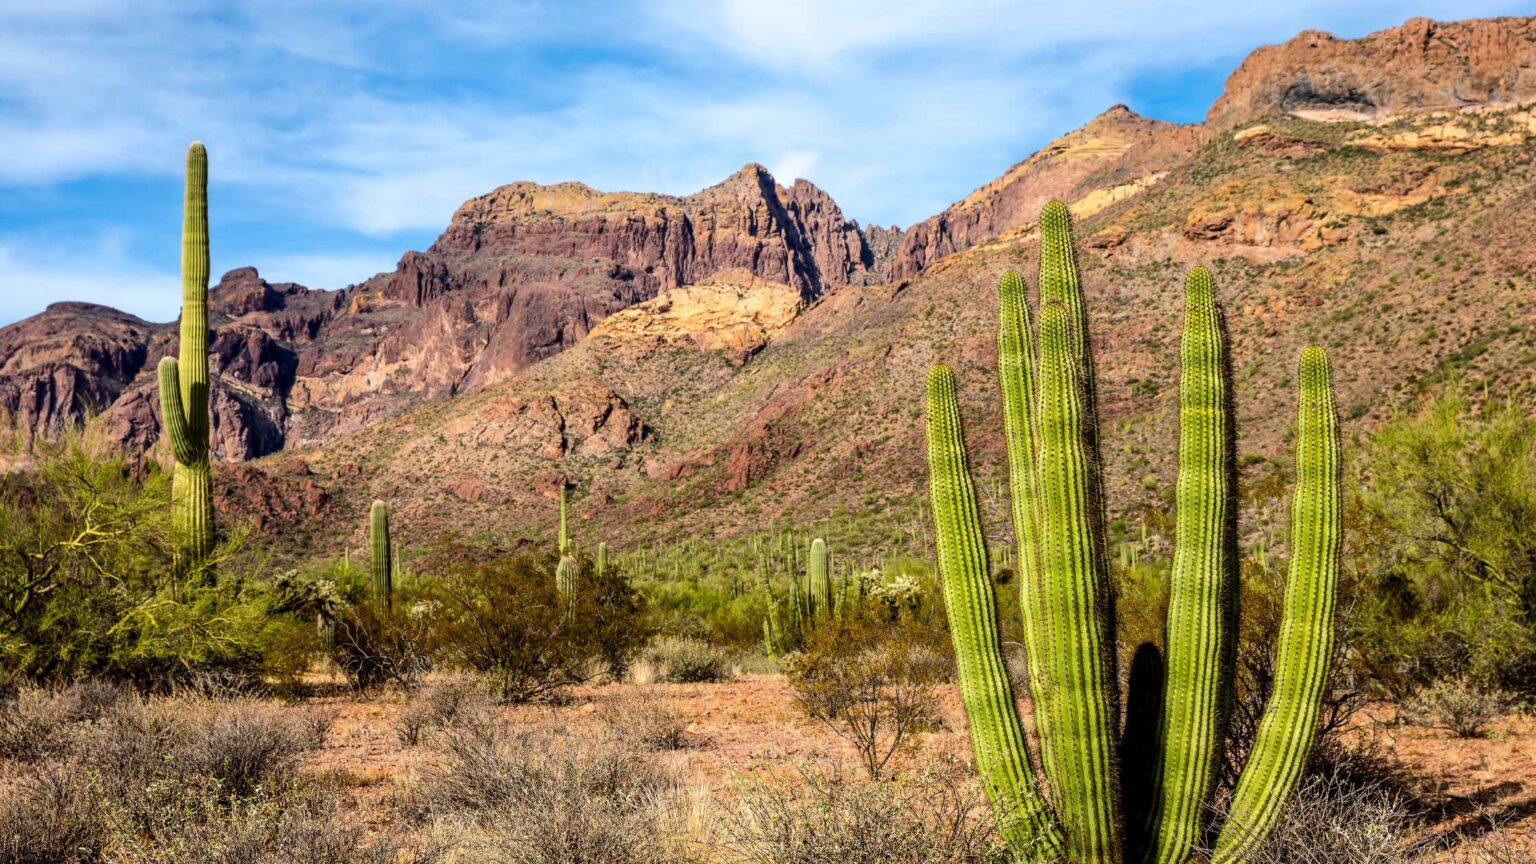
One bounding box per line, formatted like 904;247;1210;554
589;269;801;361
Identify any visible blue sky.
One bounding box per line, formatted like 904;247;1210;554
0;1;1527;326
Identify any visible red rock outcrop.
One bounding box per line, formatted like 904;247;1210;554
1207;17;1536;130
887;105;1201;280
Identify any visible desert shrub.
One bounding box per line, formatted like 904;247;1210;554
0;432;322;689
0;680;126;761
423;546;654;702
0;763;108;864
1213;773;1422;864
395;677;492;747
1355;391;1536;697
781;607;950;779
1406;675;1512;738
415;720;682;864
719;766;1009;864
76;695;326;839
600;688;690;751
330;601;431;691
648;636;734;683
104;790;444;864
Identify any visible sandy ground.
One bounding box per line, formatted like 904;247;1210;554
297;673;1534;859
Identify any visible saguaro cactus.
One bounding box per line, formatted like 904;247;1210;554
763;536;837;656
556;484;577;596
370;500;392;611
807;538;831;616
923;203;1341;864
157;142;215;567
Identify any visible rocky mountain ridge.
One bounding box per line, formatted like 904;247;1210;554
3;14;1535;553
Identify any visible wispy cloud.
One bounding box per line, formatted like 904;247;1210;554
0;0;1527;325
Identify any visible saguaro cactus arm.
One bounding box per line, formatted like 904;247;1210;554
1144;268;1231;864
926;365;1063;861
1212;347;1341;863
156;358;201;466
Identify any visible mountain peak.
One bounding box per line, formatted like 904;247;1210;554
1208;15;1536;129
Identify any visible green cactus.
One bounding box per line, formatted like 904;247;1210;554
157;142;215;567
556;483;577;596
923;202;1342;864
370;500;392;611
763;537;838;656
1141;267;1230;864
807;537;831;616
1211;347;1340;864
597;542;609;578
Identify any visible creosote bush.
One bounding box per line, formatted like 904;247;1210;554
422;546;654;702
781;606;950;779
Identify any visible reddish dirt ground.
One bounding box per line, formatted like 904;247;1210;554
301;674;1534;859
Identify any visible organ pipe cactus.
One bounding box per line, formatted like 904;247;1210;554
924;202;1341;864
157;142;215;567
370;500;392;611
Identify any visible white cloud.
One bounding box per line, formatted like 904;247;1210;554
1;0;1531;325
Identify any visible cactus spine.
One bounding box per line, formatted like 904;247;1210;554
370;500;392;611
157;142;215;567
924;202;1341;864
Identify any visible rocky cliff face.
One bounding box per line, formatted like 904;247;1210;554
1207;17;1536;129
888;105;1202;280
0;163;875;459
5;14;1536;551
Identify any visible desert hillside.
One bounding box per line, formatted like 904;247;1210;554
3;14;1535;557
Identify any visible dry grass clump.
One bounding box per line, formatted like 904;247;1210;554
600;688;692;751
0;763;108;864
719;766;1008;864
414;716;693;864
0;679;128;761
395;676;494;747
1405;676;1514;739
0;690;439;864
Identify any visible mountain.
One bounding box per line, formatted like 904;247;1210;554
4;15;1536;556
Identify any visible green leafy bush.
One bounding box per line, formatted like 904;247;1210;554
0;431;321;688
422;546;654;701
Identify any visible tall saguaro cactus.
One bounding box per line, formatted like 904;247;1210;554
370;500;393;612
157;142;215;567
924;202;1342;864
556;484;576;596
